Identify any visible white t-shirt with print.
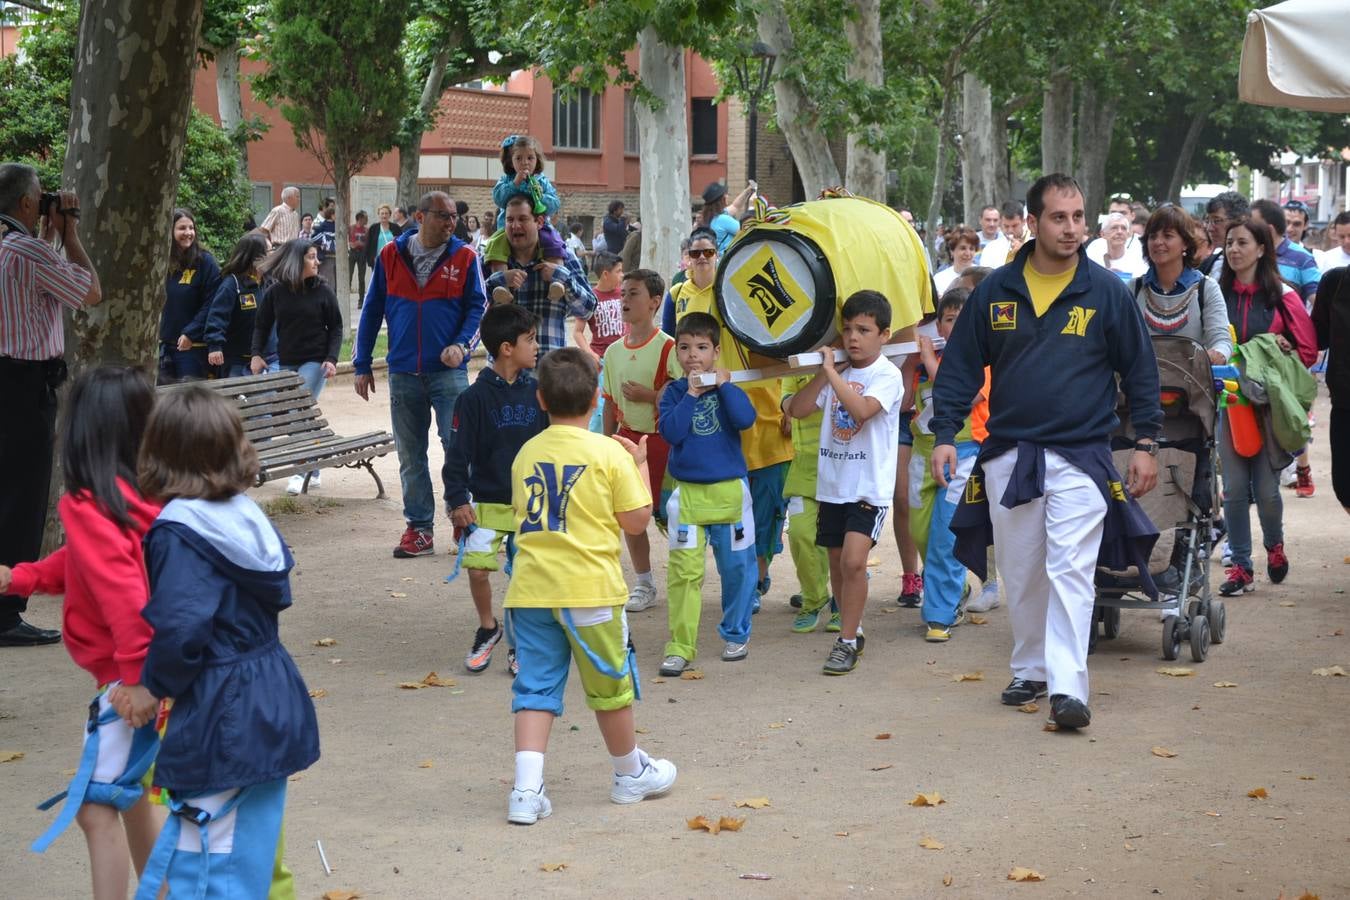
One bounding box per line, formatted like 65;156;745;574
814;356;905;506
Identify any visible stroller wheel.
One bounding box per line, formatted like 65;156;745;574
1102;606;1121;640
1208;600;1226;644
1189;614;1211;662
1162;614;1183;661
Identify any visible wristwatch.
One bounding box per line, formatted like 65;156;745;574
1133;439;1158;456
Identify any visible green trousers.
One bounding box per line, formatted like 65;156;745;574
786;496;830;613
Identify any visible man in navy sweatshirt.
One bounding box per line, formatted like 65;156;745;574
930;173;1162;732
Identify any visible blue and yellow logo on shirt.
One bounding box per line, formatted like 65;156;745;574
990;302;1017;331
1062;305;1097;338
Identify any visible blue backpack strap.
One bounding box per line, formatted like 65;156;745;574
444;525;476;583
503;533;516;578
135;787;251;900
558;609;641;702
31;698;106;852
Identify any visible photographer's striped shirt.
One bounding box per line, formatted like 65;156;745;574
0;229;93;360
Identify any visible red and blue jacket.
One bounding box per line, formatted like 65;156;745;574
353;230;487;375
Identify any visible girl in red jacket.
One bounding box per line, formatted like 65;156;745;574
0;367;165;899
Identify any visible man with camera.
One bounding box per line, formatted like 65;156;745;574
0;162;102;646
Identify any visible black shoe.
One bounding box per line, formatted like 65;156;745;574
0;618;61;647
1000;677;1048;706
464;620;503;673
822;638;860;675
1048;694;1091;730
789;594;804;609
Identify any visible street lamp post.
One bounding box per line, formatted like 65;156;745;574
732;42;777;186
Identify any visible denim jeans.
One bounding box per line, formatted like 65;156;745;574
1218;413;1283;571
389;368;468;530
284;362;329;478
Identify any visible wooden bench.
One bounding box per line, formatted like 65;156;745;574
159;371;396;498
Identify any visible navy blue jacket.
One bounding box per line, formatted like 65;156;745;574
203;273;275;363
658;379;756;483
442;367;548;510
931;241;1162;447
951;441;1160;599
161;251;221;344
140;496;319;793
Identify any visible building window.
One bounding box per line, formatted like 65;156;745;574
250;183;274;224
690;98;718;157
624;91;639;155
553;88;602;150
299;185;336;219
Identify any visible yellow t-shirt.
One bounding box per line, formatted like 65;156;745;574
1023;260;1077;317
670;280;794;470
601;330;681;434
505;426;652;608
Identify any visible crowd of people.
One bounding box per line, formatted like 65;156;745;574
1;126;1347;893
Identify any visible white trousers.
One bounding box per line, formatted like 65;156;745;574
982;449;1107;703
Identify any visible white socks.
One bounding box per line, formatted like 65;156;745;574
636;571;653;588
841;637;858;648
514;751;544;793
611;747;650;777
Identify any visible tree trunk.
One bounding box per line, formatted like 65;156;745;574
960;72;998;224
214;38;248;182
397;47;453;210
925;67;959;262
843;0;885;201
1073;82;1118;221
1040;70;1074;176
1164;109;1208;203
757;0;841;196
334;165;352;336
991;108;1010;205
49;0;204;551
635;26;689;283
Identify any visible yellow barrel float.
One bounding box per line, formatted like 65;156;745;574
715;193;932;359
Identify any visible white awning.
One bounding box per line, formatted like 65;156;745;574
1239;0;1350;113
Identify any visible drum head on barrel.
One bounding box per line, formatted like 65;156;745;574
715;230;836;358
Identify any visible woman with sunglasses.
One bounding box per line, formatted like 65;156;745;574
1214;219;1317;597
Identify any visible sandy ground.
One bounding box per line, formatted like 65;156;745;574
2;365;1347;899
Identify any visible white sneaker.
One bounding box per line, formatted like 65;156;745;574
658;655;687;677
285;474;305;495
967;581;1001;612
507;786;552;825
611;758;677;804
625;582;658;612
308;472;321;490
721;641;748;662
1280;462;1297;487
1220;539;1232;567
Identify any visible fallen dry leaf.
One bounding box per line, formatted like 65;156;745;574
1297;893;1321;900
1204;811;1221;817
651;677;666;684
1279;600;1297;608
680;670;705;680
1008;867;1045;882
909;792;945;806
918;836;944;850
687;815;745;834
313;637;337;647
1151;746;1178;758
539;862;568;872
1125;842;1137;852
308;688;327;699
943;874;954;887
1247;787;1269;799
418;759;434;769
834;831;849;837
1330;629;1344;637
420;671;456;687
1213;681;1238;688
875;732;892;740
870;763;894;771
397;682;426;690
867;556;879;567
0;751;23;763
1312;666;1347;677
719;816;746;832
1019;702;1040;714
734;797;771;809
401;577;415;582
1299;775;1316;781
1043;723;1058;732
952;671;984;682
321;892;360;900
634;727;649;734
768;722;786;729
739;874;773;881
388;592;408;599
968;614;989;625
1157;666;1196;677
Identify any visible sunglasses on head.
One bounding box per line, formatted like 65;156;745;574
688;248;716;259
1283;201;1309;213
1110;193;1133;203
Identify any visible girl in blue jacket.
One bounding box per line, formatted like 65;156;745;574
116;384;319;899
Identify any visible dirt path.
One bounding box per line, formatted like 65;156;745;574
2;370;1347;899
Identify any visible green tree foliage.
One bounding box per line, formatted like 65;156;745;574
0;2;250;255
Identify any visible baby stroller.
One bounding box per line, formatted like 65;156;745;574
1093;335;1226;662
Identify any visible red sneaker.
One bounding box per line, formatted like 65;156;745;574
897;572;923;608
1294;466;1314;498
1218;565;1254;596
393;527;434;558
1266;542;1289;584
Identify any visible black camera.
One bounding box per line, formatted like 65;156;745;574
38;192;79;220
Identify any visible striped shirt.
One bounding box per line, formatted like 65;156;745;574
260;203;300;245
0;230;93;360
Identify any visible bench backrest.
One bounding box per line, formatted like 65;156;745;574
158;371;334;450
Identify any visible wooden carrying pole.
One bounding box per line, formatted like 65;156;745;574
688;340;939;387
